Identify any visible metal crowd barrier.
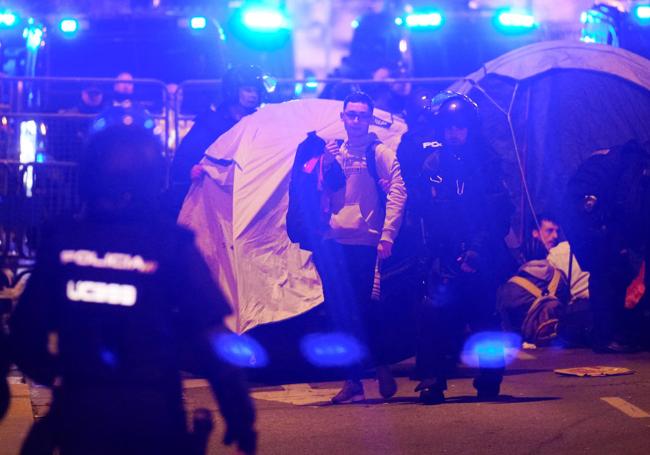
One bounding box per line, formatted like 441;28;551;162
0;75;461;267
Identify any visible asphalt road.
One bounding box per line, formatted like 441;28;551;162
183;347;650;455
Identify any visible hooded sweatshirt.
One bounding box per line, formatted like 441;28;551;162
326;133;407;246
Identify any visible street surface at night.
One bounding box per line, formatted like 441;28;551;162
191;348;650;454
4;345;650;454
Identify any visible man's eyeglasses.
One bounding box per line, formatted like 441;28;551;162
343;111;373;121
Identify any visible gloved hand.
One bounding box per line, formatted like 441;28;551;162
190;164;207;181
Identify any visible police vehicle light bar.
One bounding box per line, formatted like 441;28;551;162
242;8;290;31
496;11;536;28
404;12;444;28
59;18;79;34
0;11;17;27
190;16;207;30
634;5;650;21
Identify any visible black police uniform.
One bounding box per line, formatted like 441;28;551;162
564;140;650;351
398;133;513;397
10;217;255;454
167;104;239;217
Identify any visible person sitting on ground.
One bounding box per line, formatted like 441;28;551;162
528;213;590;304
500;213;591;347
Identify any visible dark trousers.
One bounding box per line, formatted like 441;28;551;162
572;238;637;346
312;240;379;379
21;388;191;455
416;262;503;389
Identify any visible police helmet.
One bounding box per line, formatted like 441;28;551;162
406;88;436;123
221;64;273;105
431;91;479;129
81;124;165;217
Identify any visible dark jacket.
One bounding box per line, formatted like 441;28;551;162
286;132;346;251
167;104;241;217
10;217;255;453
398;134;512;277
564;140;650;271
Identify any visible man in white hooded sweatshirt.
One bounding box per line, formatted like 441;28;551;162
313;92;407;404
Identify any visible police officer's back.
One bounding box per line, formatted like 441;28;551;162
10;125;256;454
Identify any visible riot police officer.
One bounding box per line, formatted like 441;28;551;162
564;139;650;353
398;92;513;404
168;64;270;217
10;124;257;454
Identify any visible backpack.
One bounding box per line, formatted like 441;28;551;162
508;268;566;346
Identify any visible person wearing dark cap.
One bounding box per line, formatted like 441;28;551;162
10;125;257;454
399;91;513;404
167;64;271;217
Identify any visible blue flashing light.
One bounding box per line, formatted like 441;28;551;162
394;17;403;26
92;117;107;132
59;18;79;34
100;349;118;367
212;333;269;368
242;8;289;31
634;5;650;21
0;11;17;27
300;332;366;367
190;16;207;30
496;11;536;29
461;331;522;369
25;26;43;50
405;12;443;28
351;19;359;29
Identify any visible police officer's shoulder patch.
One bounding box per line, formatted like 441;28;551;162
422;140;443;150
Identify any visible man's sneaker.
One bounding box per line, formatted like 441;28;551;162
376;365;397;400
415;380;445;405
331;380;365;404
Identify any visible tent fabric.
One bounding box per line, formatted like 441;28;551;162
179;99;407;333
447;40;650;238
451;40;650;94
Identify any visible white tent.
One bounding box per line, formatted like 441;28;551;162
178;98;407;332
